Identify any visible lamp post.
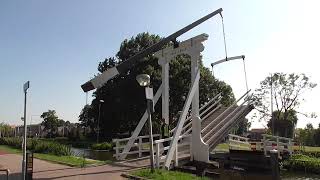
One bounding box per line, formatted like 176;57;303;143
22;81;30;180
136;74;155;173
97;99;104;143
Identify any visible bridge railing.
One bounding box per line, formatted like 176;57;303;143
154;134;191;168
113;134;160;160
228;134;251;150
262;134;293;157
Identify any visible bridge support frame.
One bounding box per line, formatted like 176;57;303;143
155;34;210;168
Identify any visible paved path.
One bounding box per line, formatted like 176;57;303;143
0;153;149;180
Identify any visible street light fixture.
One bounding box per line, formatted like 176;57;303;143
136;74;155;173
97;99;104;143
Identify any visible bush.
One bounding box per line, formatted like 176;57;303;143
301;151;320;158
91;142;113;151
0;137;71;156
283;154;320;174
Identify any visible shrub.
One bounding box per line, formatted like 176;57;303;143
0;137;71;156
91;142;113;151
283;154;320;174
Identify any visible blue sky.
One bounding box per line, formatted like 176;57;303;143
0;1;319;128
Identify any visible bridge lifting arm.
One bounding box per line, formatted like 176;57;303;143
210;55;245;67
81;8;223;92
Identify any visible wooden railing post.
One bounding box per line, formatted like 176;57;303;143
288;139;292;155
276;137;280;158
175;144;178;167
155;143;160;168
115;140;120;160
138;137;142;157
263;135;267;156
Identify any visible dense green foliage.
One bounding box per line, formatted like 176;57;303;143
41;110;69;138
0;145;103;167
131;168;210;180
0;123;13;137
91;142;113;150
283;154;320;174
296;123;320;146
267;110;298;138
79;32;236;141
0;137;71;156
43;137;92;148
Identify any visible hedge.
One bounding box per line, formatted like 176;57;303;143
0;137;71;156
283;154;320;174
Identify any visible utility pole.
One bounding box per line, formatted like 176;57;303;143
22;81;30;180
270;74;274;135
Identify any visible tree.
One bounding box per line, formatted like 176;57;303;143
267;110;297;137
253;73;317;137
82;32;235;141
0;123;13;137
78;105;96;137
40;110;64;138
232;118;251;135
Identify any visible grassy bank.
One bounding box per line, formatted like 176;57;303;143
0;145;106;167
131;168;210;180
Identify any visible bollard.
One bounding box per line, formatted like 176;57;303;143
270;149;280;180
26;151;34;180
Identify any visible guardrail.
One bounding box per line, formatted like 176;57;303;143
113;134;160;160
154;134;191;168
228;134;250;150
262;134;293;157
227;134;293;158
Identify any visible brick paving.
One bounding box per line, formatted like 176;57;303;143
0;153;149;180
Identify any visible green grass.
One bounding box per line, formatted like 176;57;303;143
304;146;320;152
0;145;107;167
213;143;229;151
131;168;210;180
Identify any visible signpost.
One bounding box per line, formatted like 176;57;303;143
22;81;30;180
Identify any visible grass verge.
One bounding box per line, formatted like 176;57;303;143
0;145;107;167
131;168;210;180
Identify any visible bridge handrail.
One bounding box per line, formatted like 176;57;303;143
154;134;191;168
201;89;251;134
113;134;160;159
203;91;251;141
262;134;293;141
180;98;222;135
112;134;160;143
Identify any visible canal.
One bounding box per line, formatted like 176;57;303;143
70;148;320;179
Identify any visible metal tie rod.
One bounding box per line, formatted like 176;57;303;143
211;55;245;67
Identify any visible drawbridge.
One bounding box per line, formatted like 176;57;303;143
82;8;254;170
113;90;254;168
